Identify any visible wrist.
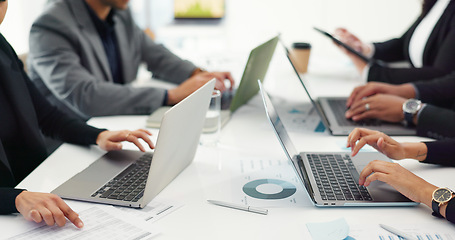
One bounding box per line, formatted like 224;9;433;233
431;187;454;218
402;99;422;127
396;84;416;99
422;185;438;208
190;67;206;77
166;88;179;105
15;190;28;210
96;131;108;146
403;142;427;161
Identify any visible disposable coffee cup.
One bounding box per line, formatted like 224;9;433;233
290;42;311;74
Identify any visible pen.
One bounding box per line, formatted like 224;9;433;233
207;200;268;215
379;224;418;240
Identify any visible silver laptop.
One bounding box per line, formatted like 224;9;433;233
258;81;417;207
283;44;416;136
146;36;279;132
52;79;216;208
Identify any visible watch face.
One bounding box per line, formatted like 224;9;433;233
433;188;452;203
405;100;419;111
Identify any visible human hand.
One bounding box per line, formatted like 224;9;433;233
96;129;154;152
347;82;415;108
334;28;370;55
347;127;428;161
334;28;370;74
347;128;406;158
345;94;406;122
15;191;83;228
205;71;235;92
358;160;437;207
167;71;234;105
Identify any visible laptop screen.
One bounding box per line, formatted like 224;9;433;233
259;85;299;160
258;81;315;200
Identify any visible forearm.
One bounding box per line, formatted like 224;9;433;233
402;142;427;161
395;84;416;99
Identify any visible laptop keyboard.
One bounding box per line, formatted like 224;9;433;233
91;153;153;202
307;153;372;201
327;99;381;127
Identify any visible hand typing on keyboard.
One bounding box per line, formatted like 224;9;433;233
346;128;427;161
344;94;406;123
96;129;155;152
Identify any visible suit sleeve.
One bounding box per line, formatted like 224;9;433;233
23;69;105;145
0;188;24;214
447;199;455;224
417;105;455;140
132;20;196;83
28;13;184;117
371;19;418;63
368;15;455;84
422;140;455;166
413;72;455;108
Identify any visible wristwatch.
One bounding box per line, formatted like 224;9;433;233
432;187;455;218
402;99;422;127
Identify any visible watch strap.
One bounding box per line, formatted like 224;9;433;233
432;199;444;218
403;111;414;127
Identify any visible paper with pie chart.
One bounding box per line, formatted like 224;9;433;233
231;157;313;207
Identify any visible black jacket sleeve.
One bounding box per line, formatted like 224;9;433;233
0;188;24;214
24;71;106;145
417;105;455;140
447;199;455;224
414;72;455;109
422;140;455;166
372;27;414;63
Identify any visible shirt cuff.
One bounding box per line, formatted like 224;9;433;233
162;90;168;106
361;64;371;83
365;43;375;58
411;83;421;99
416;103;427;124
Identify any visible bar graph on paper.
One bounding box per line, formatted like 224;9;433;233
349;224;455;240
377;233;451;240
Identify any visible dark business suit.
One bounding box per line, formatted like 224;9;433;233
410;72;455;140
0;33;104;214
369;0;455;84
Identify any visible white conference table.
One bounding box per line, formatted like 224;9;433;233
2;62;455;239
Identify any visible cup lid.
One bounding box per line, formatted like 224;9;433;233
292;42;311;49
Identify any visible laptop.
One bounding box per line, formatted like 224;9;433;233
52;79;216;208
146;35;279;132
283;43;416;136
258;80;417;207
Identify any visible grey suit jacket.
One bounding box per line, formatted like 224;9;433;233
28;0;197;120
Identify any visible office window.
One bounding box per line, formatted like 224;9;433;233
174;0;225;19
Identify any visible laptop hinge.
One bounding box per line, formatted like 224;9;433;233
314;101;332;130
296;154;316;203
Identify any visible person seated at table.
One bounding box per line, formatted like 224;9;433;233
334;0;455;84
28;0;234;120
347;128;455;224
0;0;153;229
344;72;455;140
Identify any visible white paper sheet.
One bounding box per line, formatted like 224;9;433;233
6;206;158;240
114;200;183;223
